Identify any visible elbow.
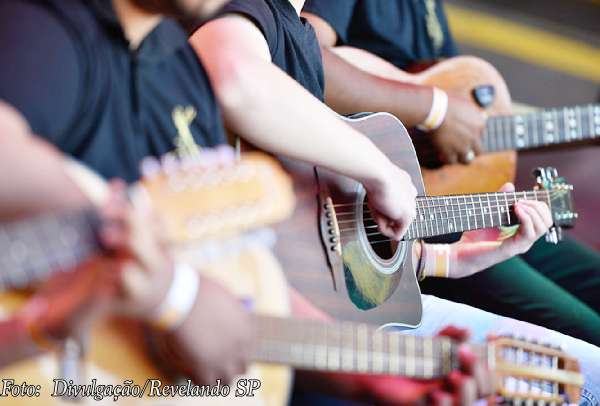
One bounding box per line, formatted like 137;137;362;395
203;52;272;118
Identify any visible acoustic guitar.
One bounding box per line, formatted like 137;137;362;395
406;57;600;195
271;112;577;328
0;152;295;405
0;151;583;406
194;246;584;406
333;52;600;195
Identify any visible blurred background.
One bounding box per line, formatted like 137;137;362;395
446;0;600;248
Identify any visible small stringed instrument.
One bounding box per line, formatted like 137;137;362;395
272;112;577;328
0;152;294;292
0;152;295;405
332;52;600;195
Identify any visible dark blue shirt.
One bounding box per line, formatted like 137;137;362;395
0;0;226;182
303;0;459;70
211;0;325;101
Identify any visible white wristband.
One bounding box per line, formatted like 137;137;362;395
417;87;449;132
422;244;451;279
150;263;200;331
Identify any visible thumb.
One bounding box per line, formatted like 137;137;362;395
498;182;515;193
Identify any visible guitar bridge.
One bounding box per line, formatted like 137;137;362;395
319;194;343;290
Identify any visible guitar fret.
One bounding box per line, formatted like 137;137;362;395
514;115;525;149
405;335;416;377
341;322;354;372
494;193;503;226
423;337;434;379
372;329;384;374
389;333;401;375
357;324;369;373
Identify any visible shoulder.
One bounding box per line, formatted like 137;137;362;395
302;0;358;44
212;0;281;54
0;0;97;142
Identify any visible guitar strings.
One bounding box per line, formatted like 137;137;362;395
329;190;553;209
331;191;555;213
337;205;541;236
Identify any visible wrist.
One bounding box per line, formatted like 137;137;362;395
416;87;448;132
362;158;397;195
148;263;200;332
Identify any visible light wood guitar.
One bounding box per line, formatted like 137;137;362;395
334;53;600;195
0;152;295;405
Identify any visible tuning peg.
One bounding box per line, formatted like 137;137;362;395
161;152;180;175
545;227;559;244
215;144;237;165
140;156;161;179
546;167;559;180
532;167;546;180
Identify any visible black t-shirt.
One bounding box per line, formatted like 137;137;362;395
303;0;459;70
212;0;325;101
0;0;226;182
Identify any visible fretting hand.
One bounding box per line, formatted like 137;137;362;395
366;163;417;241
445;183;553;279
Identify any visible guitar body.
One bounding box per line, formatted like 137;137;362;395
0;292;165;405
407;56;516;195
0;247;292;406
273;113;423;328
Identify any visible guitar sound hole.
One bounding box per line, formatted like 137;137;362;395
363;200;396;260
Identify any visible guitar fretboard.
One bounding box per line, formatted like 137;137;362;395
403;190;550;240
0;209;101;291
482;104;600;153
252;315;473;379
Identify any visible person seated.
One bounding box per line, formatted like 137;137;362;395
188;0;600;404
0;102;485;405
0;101;253;383
299;0;600;346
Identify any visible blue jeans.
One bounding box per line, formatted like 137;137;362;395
388;295;600;406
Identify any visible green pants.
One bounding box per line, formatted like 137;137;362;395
420;235;600;346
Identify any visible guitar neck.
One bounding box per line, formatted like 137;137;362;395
404;190;551;240
0;209;102;291
251;315;479;379
482;104;600;153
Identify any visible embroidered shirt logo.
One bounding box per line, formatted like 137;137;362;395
424;0;445;54
172;105;201;159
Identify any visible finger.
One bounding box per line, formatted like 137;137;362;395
438;326;470;342
519;202;546;239
519;200;553;229
472;138;483;156
498;182;515;193
458;345;478;376
429;390;453;406
517;201;547;236
445;152;458;165
514;203;535;239
458;377;478;406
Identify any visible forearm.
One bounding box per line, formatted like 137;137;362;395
321;48;433;128
191;22;396;187
0;318;42;367
0;125;88;218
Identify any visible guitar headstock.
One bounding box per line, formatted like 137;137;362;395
131;149;295;243
533;167;577;244
491;336;583;405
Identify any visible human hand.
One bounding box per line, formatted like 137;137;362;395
429;94;487;165
366;163;417;240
